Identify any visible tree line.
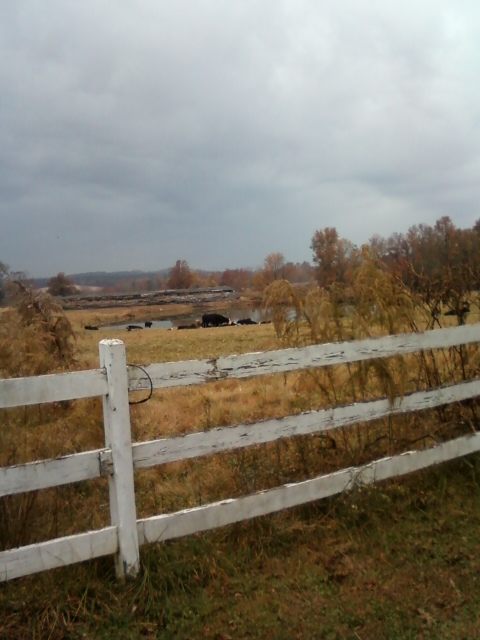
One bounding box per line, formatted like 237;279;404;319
0;258;315;299
1;215;479;311
310;216;480;324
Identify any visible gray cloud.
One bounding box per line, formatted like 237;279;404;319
1;1;479;276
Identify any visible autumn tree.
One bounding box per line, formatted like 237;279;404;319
252;270;268;291
369;216;480;327
167;260;193;289
47;272;78;297
191;271;220;288
426;217;479;323
310;227;357;288
283;261;315;283
220;268;252;290
189;271;204;288
263;252;286;284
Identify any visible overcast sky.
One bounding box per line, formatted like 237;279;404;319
1;1;479;277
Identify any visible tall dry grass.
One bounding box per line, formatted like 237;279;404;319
0;284;108;550
262;252;480;465
1;261;480;553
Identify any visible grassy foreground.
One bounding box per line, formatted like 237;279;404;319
2;306;480;638
2;462;480;639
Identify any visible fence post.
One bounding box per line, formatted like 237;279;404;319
99;339;140;578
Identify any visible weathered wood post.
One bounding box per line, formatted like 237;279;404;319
99;339;140;578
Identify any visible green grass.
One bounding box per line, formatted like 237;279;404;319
2;457;480;639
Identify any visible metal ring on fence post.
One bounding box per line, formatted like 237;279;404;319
127;364;153;405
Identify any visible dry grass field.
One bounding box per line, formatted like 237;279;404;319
2;297;480;638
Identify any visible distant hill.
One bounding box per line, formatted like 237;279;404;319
33;270;171;289
33;268;223;290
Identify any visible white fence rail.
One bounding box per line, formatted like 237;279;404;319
1;325;480;581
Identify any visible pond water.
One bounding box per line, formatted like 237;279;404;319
105;319;173;330
103;306;268;331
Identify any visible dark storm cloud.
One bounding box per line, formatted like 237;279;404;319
1;1;479;276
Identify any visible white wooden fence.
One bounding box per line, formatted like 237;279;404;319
2;324;480;582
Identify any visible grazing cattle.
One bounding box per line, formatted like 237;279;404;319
444;305;470;317
202;313;230;328
145;321;153;328
84;325;99;331
236;318;257;325
127;325;143;331
444;304;470;325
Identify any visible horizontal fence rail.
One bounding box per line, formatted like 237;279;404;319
0;527;118;582
0;448;109;497
0;368;107;409
128;324;480;391
137;432;480;545
131;378;480;469
3;432;480;582
1;325;480;581
1;324;478;405
3;378;480;498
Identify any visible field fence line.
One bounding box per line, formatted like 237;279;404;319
1;325;480;581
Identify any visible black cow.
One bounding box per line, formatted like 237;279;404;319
127;325;143;331
444;305;470;317
145;321;153;328
84;325;99;331
236;318;257;325
202;313;230;328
